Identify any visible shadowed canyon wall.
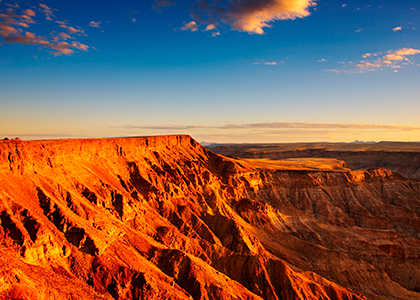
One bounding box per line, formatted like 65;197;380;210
209;142;420;180
0;136;420;300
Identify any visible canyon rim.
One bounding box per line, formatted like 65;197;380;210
0;135;419;299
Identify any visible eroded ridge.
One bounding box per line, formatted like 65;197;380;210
0;135;419;300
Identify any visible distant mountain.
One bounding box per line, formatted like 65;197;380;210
350;140;377;144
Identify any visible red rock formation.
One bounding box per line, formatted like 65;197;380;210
0;136;419;300
210;142;420;179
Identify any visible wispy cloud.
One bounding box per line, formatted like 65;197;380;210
392;48;420;56
325;48;420;73
39;3;55;21
152;0;177;12
22;9;36;17
115;122;420;142
219;122;420;131
0;5;89;55
254;61;282;65
89;21;101;28
158;0;315;34
181;21;198;32
119;125;210;130
57;20;86;36
392;26;402;32
119;122;420;131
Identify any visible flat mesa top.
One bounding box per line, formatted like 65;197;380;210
243;158;350;172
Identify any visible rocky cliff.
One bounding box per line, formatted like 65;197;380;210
209;142;420;180
0;136;419;300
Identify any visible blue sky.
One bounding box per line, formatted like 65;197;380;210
1;0;420;143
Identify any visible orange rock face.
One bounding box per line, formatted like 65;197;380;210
0;136;419;300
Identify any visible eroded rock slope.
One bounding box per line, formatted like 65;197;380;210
0;136;419;300
209;142;420;179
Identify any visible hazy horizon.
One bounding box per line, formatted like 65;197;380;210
3;134;420;147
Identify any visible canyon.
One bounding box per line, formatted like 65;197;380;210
209;142;420;180
0;135;419;300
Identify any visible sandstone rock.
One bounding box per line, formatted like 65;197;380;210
210;142;420;180
0;136;419;299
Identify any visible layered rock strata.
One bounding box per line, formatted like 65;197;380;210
209;142;420;179
0;136;419;300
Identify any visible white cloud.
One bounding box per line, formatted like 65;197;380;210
394;48;420;56
39;3;55;21
254;61;282;65
89;21;101;28
162;0;316;34
57;20;86;36
181;21;198;32
205;24;216;31
325;48;420;73
0;5;89;55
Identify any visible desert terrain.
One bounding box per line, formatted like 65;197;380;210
0;136;419;299
209;141;420;180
